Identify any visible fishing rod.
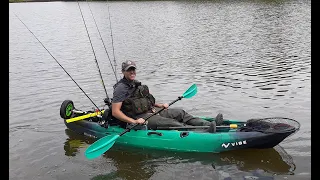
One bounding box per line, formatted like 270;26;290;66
77;1;111;105
85;0;118;83
106;1;118;80
13;12;102;112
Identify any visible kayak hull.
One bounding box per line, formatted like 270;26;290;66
64;118;296;153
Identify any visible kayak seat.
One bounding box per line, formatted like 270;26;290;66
101;107;133;129
101;108;120;125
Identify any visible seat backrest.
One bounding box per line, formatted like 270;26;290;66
102;107;127;128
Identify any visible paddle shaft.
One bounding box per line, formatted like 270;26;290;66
119;96;183;136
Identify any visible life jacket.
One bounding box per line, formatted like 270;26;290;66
121;81;156;118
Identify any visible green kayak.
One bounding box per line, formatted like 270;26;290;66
61;100;300;154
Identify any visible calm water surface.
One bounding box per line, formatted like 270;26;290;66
9;1;310;180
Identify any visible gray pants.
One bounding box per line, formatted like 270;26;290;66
136;108;211;129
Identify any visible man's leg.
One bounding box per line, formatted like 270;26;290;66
138;113;185;130
158;108;217;133
158;108;211;126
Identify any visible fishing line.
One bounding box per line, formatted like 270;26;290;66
106;0;118;81
77;1;110;103
86;0;118;83
13;12;102;112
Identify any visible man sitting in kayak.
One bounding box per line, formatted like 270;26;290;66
111;60;223;133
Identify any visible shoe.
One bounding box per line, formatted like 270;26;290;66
207;121;216;133
215;113;223;126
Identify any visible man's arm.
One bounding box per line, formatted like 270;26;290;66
112;102;136;124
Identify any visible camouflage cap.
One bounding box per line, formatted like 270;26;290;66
122;60;137;71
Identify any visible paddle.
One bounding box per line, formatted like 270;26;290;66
84;84;198;160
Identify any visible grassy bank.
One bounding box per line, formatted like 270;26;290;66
9;0;24;3
9;0;61;2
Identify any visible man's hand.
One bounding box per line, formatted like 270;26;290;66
162;103;169;109
154;103;169;109
135;118;146;124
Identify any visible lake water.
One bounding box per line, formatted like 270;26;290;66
9;1;310;180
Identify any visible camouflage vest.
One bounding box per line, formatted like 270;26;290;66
121;83;156;118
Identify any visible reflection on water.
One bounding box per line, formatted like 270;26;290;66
64;129;296;180
63;129;95;157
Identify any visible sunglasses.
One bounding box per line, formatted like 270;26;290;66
126;67;136;72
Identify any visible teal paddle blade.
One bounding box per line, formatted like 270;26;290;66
84;135;120;160
182;84;197;99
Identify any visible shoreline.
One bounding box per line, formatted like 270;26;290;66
10;0;62;2
9;0;104;3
